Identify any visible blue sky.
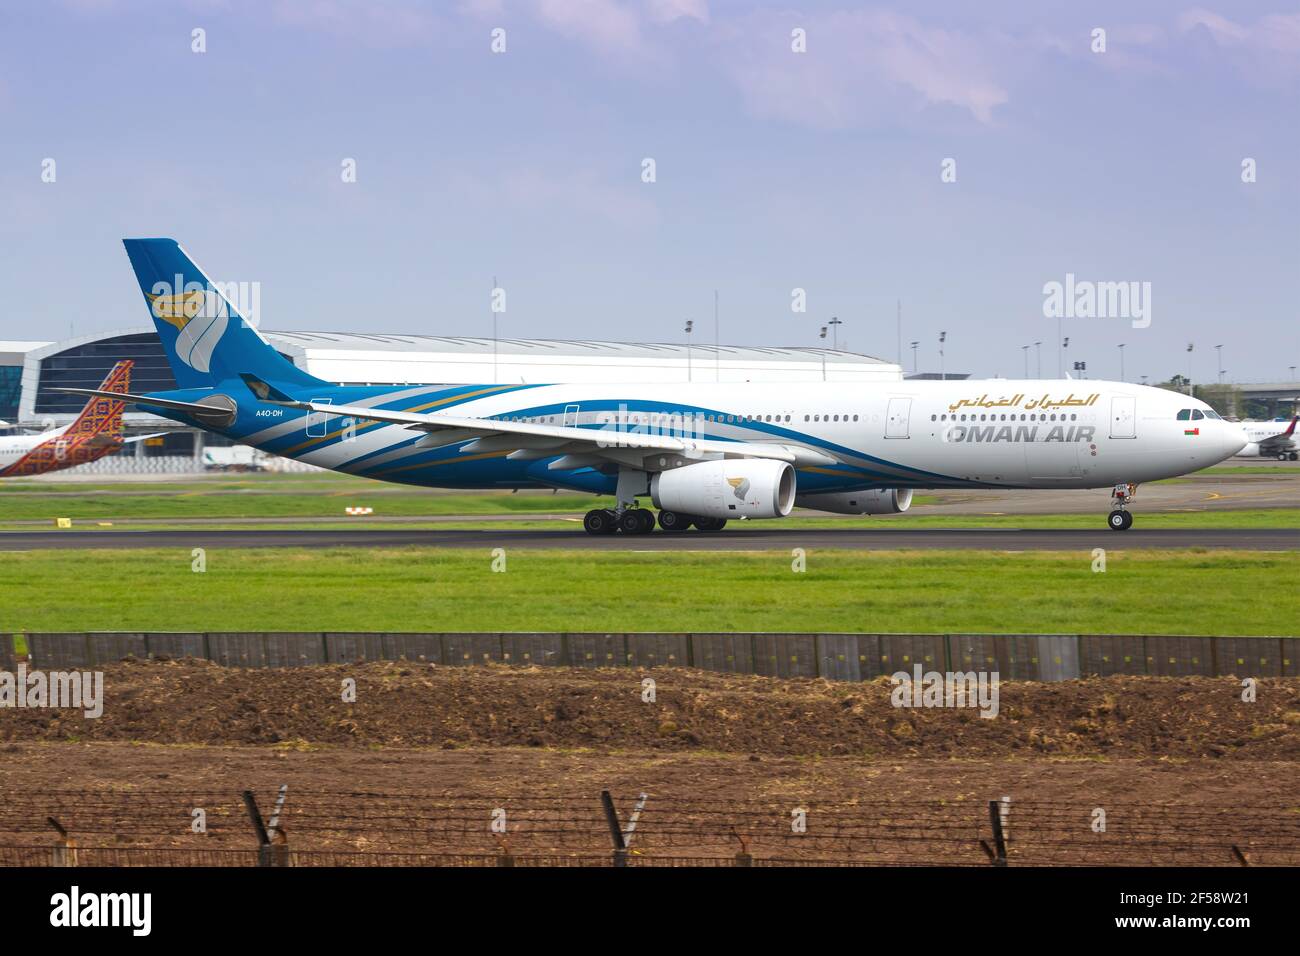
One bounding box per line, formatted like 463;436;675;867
1;0;1296;383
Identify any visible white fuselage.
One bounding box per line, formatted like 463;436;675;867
238;378;1247;492
1234;419;1298;458
0;425;67;465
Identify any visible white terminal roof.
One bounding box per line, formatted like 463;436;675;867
0;341;52;365
15;328;902;426
265;331;903;384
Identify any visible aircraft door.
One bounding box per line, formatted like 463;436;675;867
885;398;912;438
563;404;580;428
306;398;332;438
1110;396;1136;439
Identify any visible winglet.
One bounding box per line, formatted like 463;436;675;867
240;373;305;406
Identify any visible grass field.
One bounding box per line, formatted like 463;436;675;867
2;547;1296;635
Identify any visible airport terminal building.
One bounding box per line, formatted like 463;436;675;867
1;328;903;472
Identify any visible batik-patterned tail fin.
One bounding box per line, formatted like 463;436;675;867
63;360;132;439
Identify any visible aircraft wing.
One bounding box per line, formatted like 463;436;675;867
240;375;837;470
1258;416;1298;452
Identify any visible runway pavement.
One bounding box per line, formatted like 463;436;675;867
0;526;1293;551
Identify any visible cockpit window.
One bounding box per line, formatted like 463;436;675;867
1191;409;1204;420
1204;409;1221;420
1176;409;1191;420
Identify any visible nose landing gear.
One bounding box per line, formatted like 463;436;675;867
1107;482;1136;531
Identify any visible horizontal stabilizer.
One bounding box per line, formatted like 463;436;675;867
54;388;225;416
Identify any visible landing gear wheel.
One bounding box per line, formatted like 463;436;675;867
694;517;728;532
583;509;618;535
1291;452;1299;462
1107;509;1133;531
619;509;656;534
657;510;692;532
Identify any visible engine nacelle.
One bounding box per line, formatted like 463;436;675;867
794;488;913;515
1237;442;1260;458
651;459;796;519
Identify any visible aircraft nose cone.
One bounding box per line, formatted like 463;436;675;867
1220;423;1248;459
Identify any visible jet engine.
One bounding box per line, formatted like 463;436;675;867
794;488;913;515
650;459;796;519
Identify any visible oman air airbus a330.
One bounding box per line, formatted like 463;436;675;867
58;239;1248;533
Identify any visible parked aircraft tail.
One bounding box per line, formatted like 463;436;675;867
62;360;132;439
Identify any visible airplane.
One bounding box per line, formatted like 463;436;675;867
57;239;1248;533
1233;416;1298;460
0;361;158;477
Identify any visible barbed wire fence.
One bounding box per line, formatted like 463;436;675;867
0;788;1295;867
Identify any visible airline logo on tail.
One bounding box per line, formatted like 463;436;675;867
146;286;229;373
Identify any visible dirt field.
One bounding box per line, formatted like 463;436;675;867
3;660;1298;758
2;662;1297;865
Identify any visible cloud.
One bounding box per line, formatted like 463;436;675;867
719;10;1012;128
270;0;442;48
1178;8;1250;44
645;0;708;25
1177;8;1300;82
532;0;651;57
525;0;707;60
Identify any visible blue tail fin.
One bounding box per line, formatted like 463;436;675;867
122;238;322;390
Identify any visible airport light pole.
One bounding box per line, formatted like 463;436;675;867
1021;345;1029;378
910;340;919;374
819;325;828;381
1057;314;1063;377
939;331;947;381
1118;343;1125;382
1216;344;1224;384
1187;342;1195;397
1034;341;1042;378
684;319;693;383
828;316;842;350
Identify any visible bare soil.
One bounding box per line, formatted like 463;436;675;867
2;659;1298;758
1;662;1296;865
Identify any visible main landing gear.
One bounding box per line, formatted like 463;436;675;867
1107;482;1136;531
581;507;728;535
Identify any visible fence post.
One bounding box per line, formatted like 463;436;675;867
244;789;290;867
47;817;77;868
493;833;515;867
987;800;1008;866
732;829;752;867
600;790;627;867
